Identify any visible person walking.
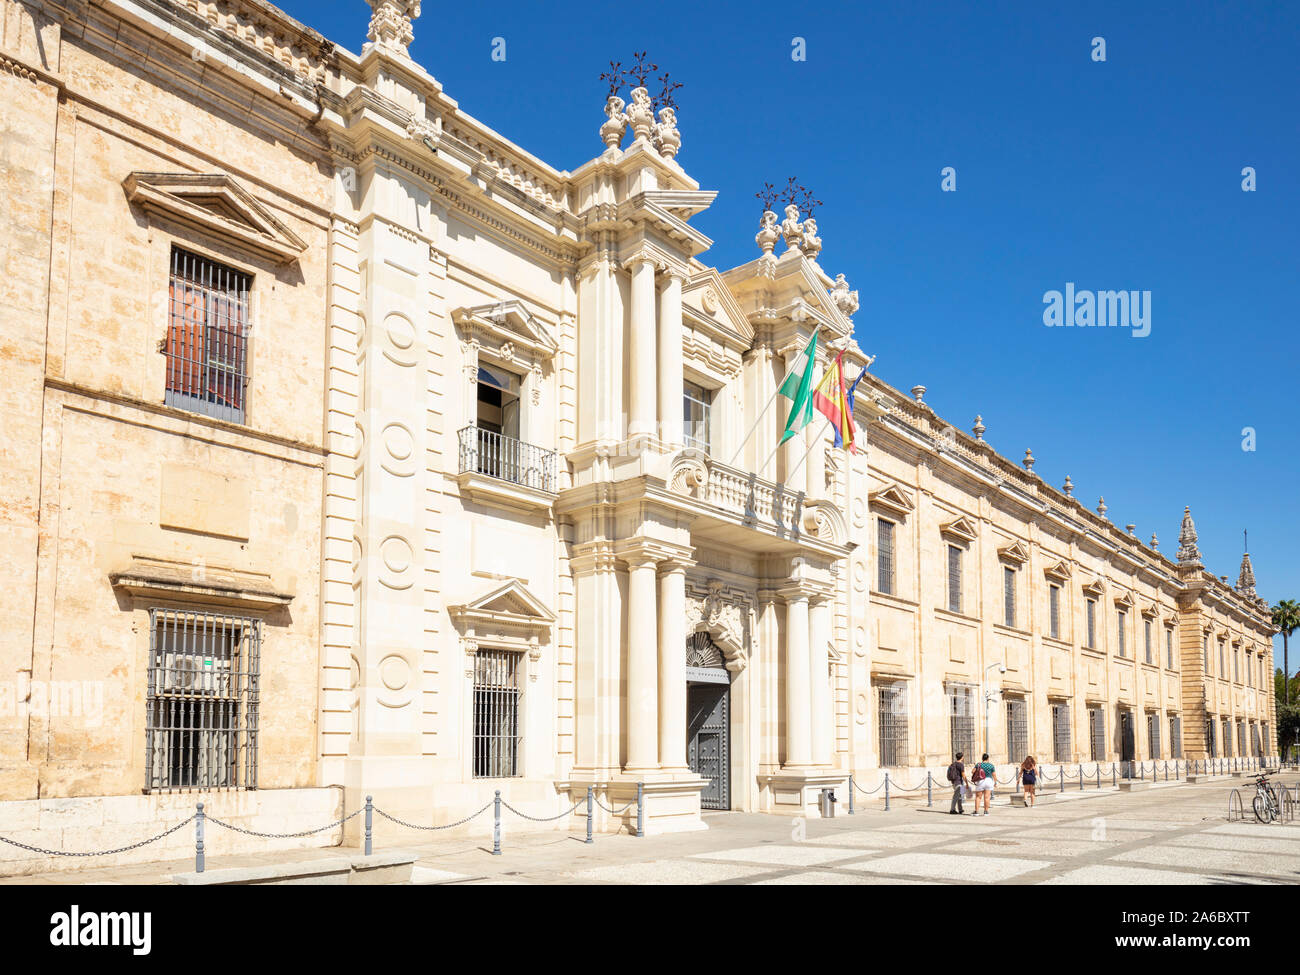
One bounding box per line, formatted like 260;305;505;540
946;751;967;814
970;753;996;815
1020;755;1039;807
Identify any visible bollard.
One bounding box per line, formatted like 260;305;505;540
884;772;891;811
848;774;855;815
1140;761;1145;782
195;802;205;874
1112;763;1116;788
1059;765;1064;794
492;790;502;855
1095;764;1100;789
1079;764;1084;791
927;771;933;808
1164;762;1169;782
585;786;593;845
364;795;373;856
637;781;645;838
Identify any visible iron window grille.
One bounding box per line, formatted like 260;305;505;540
165;247;252;424
1207;716;1217;758
1219;639;1226;676
1147;712;1161;760
946;545;962;615
473;648;521;778
1051;702;1071;763
948;685;976;760
876;683;908;767
1251;724;1262;757
1237;721;1246;757
876;519;895;596
1203;634;1210;673
1049;584;1060;640
1144;620;1152;665
146;608;260;793
1116;611;1126;658
1222;717;1232;758
1003;567;1016;628
682;380;713;453
1089;706;1105;761
1006;698;1028;764
1085;599;1097;649
1170;715;1182;759
1166;628;1175;670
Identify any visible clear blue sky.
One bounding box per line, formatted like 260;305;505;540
279;1;1299;658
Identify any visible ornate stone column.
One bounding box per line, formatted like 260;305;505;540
781;584;813;768
624;549;660;770
657;270;684;447
626;254;658;437
658;558;691;770
809;594;833;766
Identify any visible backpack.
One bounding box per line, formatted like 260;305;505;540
971;764;987;784
946;762;961;784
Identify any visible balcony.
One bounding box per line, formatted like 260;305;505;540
457;426;558;512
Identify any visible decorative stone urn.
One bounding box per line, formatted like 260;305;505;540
600;95;627;149
366;0;421;56
625;86;654;143
654;107;680;158
830;273;859;316
779;203;803;253
755;210;780;256
799;217;822;261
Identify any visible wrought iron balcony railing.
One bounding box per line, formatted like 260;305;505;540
458;426;557;495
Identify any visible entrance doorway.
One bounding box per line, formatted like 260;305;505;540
1119;710;1135;777
687;682;729;810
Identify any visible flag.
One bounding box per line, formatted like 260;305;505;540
845;365;868;413
812;352;856;453
778;331;818;444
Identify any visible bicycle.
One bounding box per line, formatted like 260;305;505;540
1252;771;1281;824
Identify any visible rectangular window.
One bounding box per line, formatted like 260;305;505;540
1089;706;1105;761
682;380;713;453
1237;721;1246;757
1207;716;1217;758
1221;716;1232;758
473;648;522;778
165;247;252;424
1166;629;1175;670
1203;634;1210;674
1049;584;1061;640
876;519;895;596
1051;702;1071;763
1219;639;1226;677
1085;599;1097;649
146;608;260;792
1116;610;1126;658
1233;647;1239;683
1006;698;1028;764
1147;713;1161;760
1170;715;1182;759
948;685;976;760
1144;620;1152;665
1003;567;1016;628
946;545;962;614
877;683;907;767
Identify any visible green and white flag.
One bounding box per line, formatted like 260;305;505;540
778;331;818;444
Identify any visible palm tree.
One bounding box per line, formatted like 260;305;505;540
1273;600;1300;706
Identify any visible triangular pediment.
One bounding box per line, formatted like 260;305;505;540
453;301;559;360
940;515;978;543
683;267;754;346
123;172;307;264
454;579;556;623
1113;591;1135;609
998;541;1030;565
1141;602;1160;619
1044;560;1072;581
869;482;915;519
1081;578;1105;597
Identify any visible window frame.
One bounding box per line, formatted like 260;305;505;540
682;379;714;454
946;544;962;615
876;518;896;596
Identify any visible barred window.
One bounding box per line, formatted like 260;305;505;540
682;380;713;453
1116;610;1126;658
1085;598;1097;649
473;648;521;778
1207;715;1217;757
1051;702;1071;763
1003;567;1016;628
948;685;976;759
1089;706;1105;761
1049;584;1060;640
165;247;252;424
1166;628;1175;670
1233;647;1239;683
1170;715;1182;759
1006;697;1027;764
876;519;895;596
877;683;907;767
1218;638;1226;676
1144;619;1152;665
1147;712;1161;760
1222;716;1232;758
1203;634;1210;673
146;608;260;792
1237;721;1246;757
946;545;962;615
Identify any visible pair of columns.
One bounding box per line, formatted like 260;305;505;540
624;550;692;773
779;585;834;768
627;255;685;446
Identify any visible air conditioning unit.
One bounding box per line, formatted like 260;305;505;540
158;653;232;695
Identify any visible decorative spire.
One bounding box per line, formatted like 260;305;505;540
1237;551;1258;599
1022;449;1034;471
1063;475;1073;498
1096;496;1107;518
1177;506;1202;566
972;416;985;441
1150;532;1159;551
365;0;421;57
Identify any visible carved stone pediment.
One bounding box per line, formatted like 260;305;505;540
453;300;559;361
940;515;978;544
449;579;555;679
997;541;1030;565
868;482;915;519
123;172;307;264
1044;560;1072;582
685;580;751;673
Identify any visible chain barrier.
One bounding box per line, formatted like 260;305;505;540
850;777;886;796
206;807;363;839
591;797;637;815
374;800;494;832
0;815;196;858
507;799;585;822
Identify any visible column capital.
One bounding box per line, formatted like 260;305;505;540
616;539;691;569
620;245;669;273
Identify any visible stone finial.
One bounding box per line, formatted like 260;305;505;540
1023;449;1034;471
1097;497;1108;518
1177;505;1202;566
1150;532;1159;551
366;0;421;56
601;95;628;149
971;416;985;441
910;384;926;404
1237;551;1258;599
799;218;822;261
625;86;654;142
830;273;859;316
780;204;803;254
756;210;780;256
654;106;680;158
1126;523;1136;535
1063;475;1073;498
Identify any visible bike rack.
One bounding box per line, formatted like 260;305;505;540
1227;788;1244;822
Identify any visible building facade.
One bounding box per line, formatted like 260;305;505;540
0;0;1276;869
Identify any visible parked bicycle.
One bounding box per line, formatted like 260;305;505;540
1253;770;1281;823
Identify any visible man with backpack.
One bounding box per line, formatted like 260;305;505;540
946;752;967;814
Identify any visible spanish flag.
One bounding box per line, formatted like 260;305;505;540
812;352;857;453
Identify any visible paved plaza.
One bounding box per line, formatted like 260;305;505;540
4;776;1298;885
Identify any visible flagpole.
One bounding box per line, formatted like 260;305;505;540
727;324;820;468
784;416;834;488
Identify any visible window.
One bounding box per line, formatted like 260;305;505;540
1089;706;1105;761
1237;721;1246;757
877;683;907;767
1203;634;1210;673
1085;598;1097;649
165;247;252;424
682;380;712;453
146;608;260;792
1170;715;1182;759
1221;716;1232;758
1166;628;1174;670
1207;716;1217;757
1233;646;1239;683
1003;567;1016;628
476;364;521;439
877;519;895;596
1144;620;1152;665
1006;698;1028;764
948;685;976;760
946;545;962;614
1116;610;1126;658
1049;584;1061;640
1218;639;1226;677
473;648;521;778
1051;702;1071;763
1147;713;1161;760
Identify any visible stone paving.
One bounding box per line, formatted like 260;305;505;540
4;776;1298;885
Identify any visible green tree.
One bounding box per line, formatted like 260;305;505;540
1273;600;1300;706
1277;704;1300;763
